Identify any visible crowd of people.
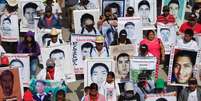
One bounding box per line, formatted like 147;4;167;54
0;0;201;101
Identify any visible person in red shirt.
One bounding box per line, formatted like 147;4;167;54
157;5;175;24
84;83;106;101
45;58;55;80
179;13;201;34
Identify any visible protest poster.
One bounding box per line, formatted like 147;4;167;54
35;28;63;47
65;80;84;101
29;79;68;100
40;44;75;83
73;9;100;35
110;44;137;82
133;0;157;25
6;53;30;86
145;92;177;101
71;34;96;74
0;67;23;100
162;0;187;26
118;17;143;45
157;23;177;54
130;56;157;83
19;0;43;32
0;14;19;42
0;0;6;15
84;58;115;92
102;0;125;17
167;47;199;86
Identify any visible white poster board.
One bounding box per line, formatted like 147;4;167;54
157;23;177;54
6;53;30;86
84;58;115;91
73;9;100;35
130;56;156;82
40;44;75;83
0;14;19;42
118;17;143;45
71;34;96;74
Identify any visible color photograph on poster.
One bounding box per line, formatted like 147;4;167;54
71;34;96;74
157;23;177;54
133;0;157;25
29;79;68;101
0;67;22;100
118;17;143;45
102;0;125;17
0;14;19;42
35;28;63;47
19;0;43;32
6;53;30;86
162;0;187;26
145;92;177;101
130;56;156;83
39;44;75;83
168;48;198;86
73;9;100;35
84;58;115;92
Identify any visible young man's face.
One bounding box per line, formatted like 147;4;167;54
117;56;130;79
50;52;65;67
138;4;150;18
1;73;14;96
82;47;91;58
24;8;37;25
169;3;179;19
174;56;193;83
125;25;135;35
91;65;108;86
160;29;170;42
36;82;45;94
2;20;11;31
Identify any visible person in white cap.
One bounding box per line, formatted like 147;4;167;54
118;82;140;101
46;28;64;47
90;35;109;57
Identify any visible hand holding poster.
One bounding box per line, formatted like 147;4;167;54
71;35;96;74
130;56;157;82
